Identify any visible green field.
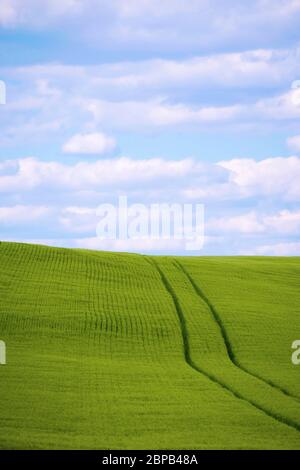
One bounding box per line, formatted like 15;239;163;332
0;241;299;449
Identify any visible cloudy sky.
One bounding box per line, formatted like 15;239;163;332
1;0;300;255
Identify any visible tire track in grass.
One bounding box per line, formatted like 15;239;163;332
148;257;300;434
175;259;300;405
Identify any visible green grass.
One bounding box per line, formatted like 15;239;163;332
0;241;299;449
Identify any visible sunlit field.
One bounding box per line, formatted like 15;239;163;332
0;242;299;449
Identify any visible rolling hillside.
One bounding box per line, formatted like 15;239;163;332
0;241;299;449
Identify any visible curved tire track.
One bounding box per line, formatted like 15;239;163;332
175;259;300;404
148;257;300;434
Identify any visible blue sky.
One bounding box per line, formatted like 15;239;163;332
0;0;300;255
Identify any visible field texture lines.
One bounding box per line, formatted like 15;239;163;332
0;242;299;449
175;260;300;403
178;257;300;402
152;257;300;434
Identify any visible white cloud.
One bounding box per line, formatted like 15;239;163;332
8;47;300;94
0;0;15;25
4;86;299;140
208;211;264;234
59;206;97;233
207;208;300;237
2;0;300;57
0;205;49;224
1;155;300;203
63;206;96;216
0;156;200;193
253;88;300;120
0;155;299;255
0;0;82;27
250;242;300;256
287;135;300;152
1;48;300;144
36;79;61;98
219;156;300;200
63;132;117;155
264;209;300;234
75;86;300;131
1;2;300;256
83;97;242;130
182;182;238;201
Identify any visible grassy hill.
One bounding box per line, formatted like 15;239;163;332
0;241;299;449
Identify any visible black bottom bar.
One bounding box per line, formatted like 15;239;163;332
0;449;298;467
